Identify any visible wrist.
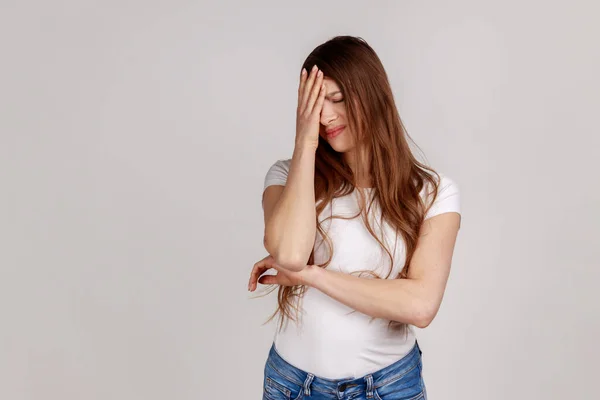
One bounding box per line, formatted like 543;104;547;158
301;264;323;287
294;141;318;155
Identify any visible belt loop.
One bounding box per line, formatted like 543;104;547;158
365;374;374;398
303;373;314;396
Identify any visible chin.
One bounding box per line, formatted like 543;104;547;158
321;133;355;153
328;139;354;153
330;144;349;153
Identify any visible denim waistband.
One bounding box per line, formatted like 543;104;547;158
266;340;422;397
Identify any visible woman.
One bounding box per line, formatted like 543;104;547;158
248;36;461;400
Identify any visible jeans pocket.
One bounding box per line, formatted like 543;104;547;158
264;377;292;400
373;362;425;400
375;391;424;400
263;362;303;400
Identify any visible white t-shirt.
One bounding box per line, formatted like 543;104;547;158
262;158;461;379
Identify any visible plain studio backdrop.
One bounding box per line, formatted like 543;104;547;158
1;1;598;399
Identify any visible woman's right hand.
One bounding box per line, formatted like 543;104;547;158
295;65;326;150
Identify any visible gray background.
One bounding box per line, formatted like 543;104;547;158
1;0;598;399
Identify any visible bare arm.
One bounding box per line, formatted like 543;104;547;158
300;212;461;327
262;65;326;272
263;146;317;271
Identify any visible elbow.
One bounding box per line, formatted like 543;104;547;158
412;303;437;329
263;236;309;272
413;315;433;329
273;254;308;272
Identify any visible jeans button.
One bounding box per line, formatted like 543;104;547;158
339;383;347;392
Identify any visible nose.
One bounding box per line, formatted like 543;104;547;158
320;103;338;126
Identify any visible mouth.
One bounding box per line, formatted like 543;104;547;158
326;126;345;139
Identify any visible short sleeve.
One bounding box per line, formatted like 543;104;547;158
423;174;461;220
263;159;291;191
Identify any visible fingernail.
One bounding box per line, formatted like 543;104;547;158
301;68;306;76
312;65;318;72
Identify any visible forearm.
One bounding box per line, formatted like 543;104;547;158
304;266;438;328
265;145;317;271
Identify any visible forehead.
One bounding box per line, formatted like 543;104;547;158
323;77;341;93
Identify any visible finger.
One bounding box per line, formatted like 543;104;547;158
248;262;269;291
300;65;319;113
258;273;279;286
250;274;264;291
249;255;276;291
297;68;307;105
249;268;269;291
305;70;324;115
311;81;326;118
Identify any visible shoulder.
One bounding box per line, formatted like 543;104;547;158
270;158;292;172
433;172;460;196
263;158;292;191
420;172;461;220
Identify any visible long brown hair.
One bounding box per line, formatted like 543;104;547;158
261;36;441;334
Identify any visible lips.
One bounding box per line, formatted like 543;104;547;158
326;126;345;138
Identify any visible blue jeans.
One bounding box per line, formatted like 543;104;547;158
263;341;427;400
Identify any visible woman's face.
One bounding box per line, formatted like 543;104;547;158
319;77;356;153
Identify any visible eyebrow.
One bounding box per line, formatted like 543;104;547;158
326;91;342;98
